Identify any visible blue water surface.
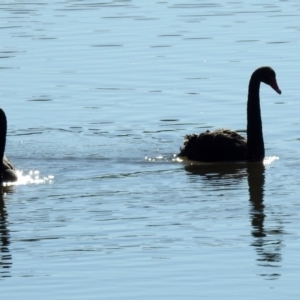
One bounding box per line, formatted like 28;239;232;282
1;1;300;299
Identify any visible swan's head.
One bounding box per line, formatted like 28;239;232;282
258;66;282;94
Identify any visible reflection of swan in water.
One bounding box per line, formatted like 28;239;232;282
185;162;247;181
248;164;283;279
178;67;281;162
248;164;266;237
0;193;12;277
186;162;283;280
0;109;17;183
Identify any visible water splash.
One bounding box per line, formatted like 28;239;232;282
145;155;166;162
263;156;279;166
3;170;54;186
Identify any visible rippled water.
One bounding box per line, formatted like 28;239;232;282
1;1;300;299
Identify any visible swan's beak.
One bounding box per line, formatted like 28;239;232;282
269;78;282;94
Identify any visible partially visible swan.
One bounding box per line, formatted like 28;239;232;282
0;108;17;183
178;66;281;162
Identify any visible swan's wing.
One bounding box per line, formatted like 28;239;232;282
178;129;247;162
2;156;17;182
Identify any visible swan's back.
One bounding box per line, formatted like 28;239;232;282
0;108;17;183
2;156;17;182
178;129;247;162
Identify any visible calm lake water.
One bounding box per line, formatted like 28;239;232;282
1;0;300;299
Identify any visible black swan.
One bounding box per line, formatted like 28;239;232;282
0;108;17;183
178;66;281;162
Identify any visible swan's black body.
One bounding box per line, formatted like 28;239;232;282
0;108;17;183
178;66;281;162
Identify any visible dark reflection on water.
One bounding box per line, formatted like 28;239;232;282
0;190;12;278
185;163;247;181
185;162;283;280
248;164;282;280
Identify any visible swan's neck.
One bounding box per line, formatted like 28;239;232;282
0;109;7;181
247;75;264;161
